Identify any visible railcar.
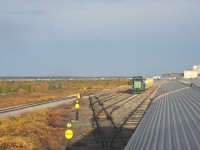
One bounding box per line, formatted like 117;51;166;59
132;76;154;94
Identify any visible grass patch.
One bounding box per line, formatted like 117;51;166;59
0;103;79;150
0;110;50;149
0;79;129;108
0;79;130;149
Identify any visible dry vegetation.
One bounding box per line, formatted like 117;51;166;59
0;97;95;150
0;79;129;149
0;79;129;108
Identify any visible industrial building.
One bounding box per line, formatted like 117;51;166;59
184;64;200;79
193;65;200;73
184;70;198;79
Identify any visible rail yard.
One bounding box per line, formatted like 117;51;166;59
89;84;158;150
1;0;200;149
0;78;200;150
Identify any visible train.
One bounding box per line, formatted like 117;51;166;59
131;76;154;94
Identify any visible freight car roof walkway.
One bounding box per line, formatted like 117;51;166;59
125;87;200;150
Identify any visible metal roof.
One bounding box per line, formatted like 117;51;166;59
183;79;200;87
155;81;189;97
125;87;200;150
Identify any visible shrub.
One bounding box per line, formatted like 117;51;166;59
0;136;35;150
0;110;50;150
36;96;55;102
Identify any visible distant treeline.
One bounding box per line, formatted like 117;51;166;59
0;76;131;80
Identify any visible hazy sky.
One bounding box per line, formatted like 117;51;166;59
0;0;200;76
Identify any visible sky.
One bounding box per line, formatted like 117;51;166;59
0;0;200;77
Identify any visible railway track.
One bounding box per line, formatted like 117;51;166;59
89;85;159;150
0;96;75;114
0;86;130;117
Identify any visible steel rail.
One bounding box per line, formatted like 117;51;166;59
96;94;133;117
89;95;107;150
90;93;132;150
90;85;164;150
0;86;129;114
109;94;140;116
0;97;73;114
108;85;159;150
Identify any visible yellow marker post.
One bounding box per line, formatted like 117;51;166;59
65;130;73;139
75;103;80;120
84;87;86;91
77;93;81;99
75;103;80;109
65;129;73;149
67;123;72;128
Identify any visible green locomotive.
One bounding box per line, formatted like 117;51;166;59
131;76;146;94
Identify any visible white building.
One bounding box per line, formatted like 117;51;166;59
193;65;200;73
184;70;198;79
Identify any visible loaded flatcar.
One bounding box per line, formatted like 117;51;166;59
145;78;154;89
